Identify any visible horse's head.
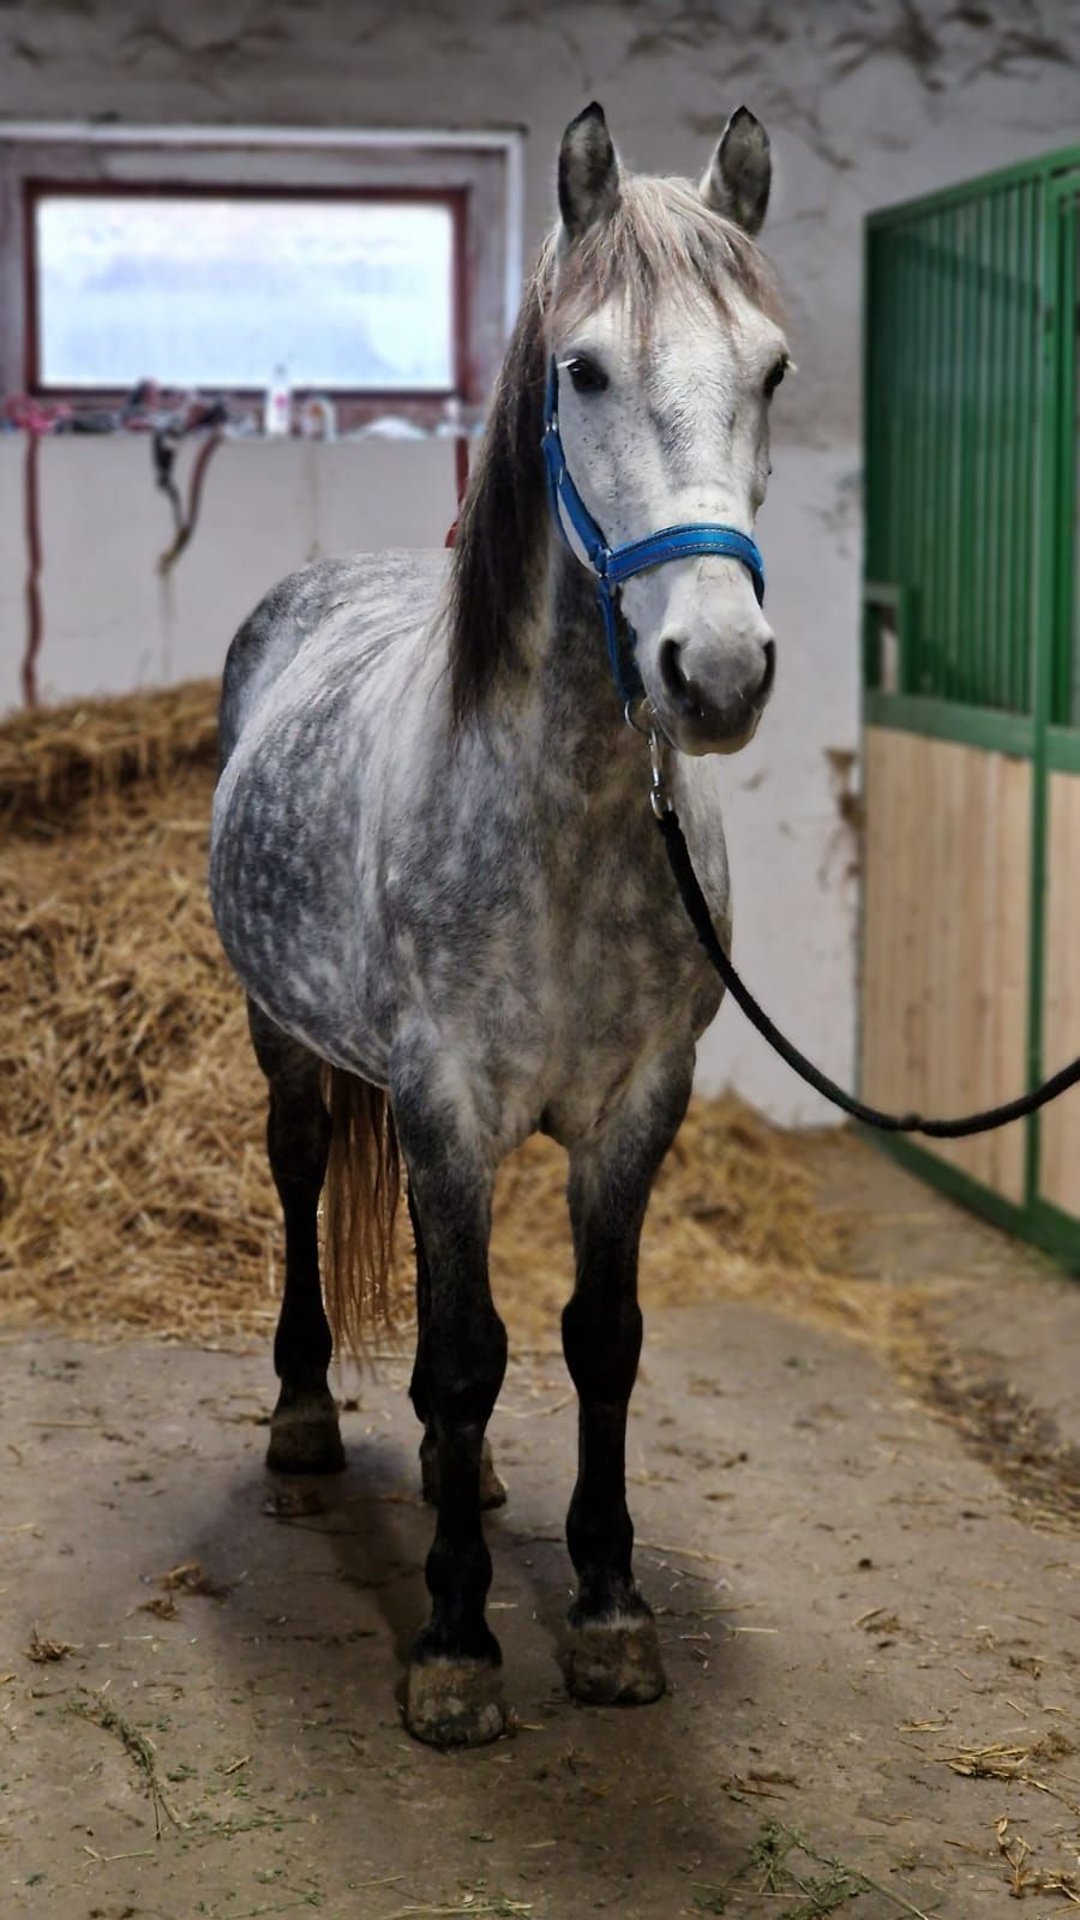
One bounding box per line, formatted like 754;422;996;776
548;103;789;755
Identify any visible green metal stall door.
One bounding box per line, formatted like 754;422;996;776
866;178;1041;714
862;148;1080;1265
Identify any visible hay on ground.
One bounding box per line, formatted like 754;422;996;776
0;679;219;829
1;681;853;1353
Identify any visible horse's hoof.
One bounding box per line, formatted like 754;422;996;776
404;1658;507;1748
266;1391;345;1475
420;1435;507;1511
563;1613;667;1706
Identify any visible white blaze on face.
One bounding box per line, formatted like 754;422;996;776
553;283;789;754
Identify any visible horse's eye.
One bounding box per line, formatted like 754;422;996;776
763;357;787;398
566;355;609;395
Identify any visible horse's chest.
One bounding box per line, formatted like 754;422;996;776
531;837;720;1066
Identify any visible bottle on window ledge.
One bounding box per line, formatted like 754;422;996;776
264;363;292;438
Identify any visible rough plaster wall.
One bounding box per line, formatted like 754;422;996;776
4;1;1079;443
0;437;459;712
3;1;1077;1119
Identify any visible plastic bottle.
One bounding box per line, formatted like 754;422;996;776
265;363;291;437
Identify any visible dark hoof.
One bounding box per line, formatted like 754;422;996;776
420;1434;507;1510
404;1658;507;1748
266;1391;345;1475
563;1613;667;1706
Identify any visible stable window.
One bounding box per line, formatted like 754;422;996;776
31;189;458;394
0;126;522;424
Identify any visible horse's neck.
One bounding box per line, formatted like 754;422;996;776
517;544;642;806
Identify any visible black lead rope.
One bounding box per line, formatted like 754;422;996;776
655;805;1080;1140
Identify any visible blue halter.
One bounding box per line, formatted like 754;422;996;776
540;355;766;710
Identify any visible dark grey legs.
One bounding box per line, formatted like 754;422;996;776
249;1008;689;1741
249;1001;343;1475
561;1066;692;1703
398;1054;689;1739
400;1146;508;1745
409;1185;507;1513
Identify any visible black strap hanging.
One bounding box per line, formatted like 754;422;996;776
654;804;1080;1140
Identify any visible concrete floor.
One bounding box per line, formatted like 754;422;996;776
3;1137;1080;1919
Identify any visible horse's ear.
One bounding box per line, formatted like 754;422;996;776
700;106;771;235
558;101;621;241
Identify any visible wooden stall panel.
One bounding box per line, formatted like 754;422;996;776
862;729;1031;1202
1038;773;1080;1213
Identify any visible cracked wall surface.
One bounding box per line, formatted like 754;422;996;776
2;0;1075;1117
3;0;1078;442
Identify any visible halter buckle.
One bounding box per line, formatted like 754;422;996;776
623;698;672;815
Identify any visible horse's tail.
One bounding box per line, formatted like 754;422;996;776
321;1066;402;1352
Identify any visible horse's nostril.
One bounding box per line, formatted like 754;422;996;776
759;639;776;700
659;638;702;717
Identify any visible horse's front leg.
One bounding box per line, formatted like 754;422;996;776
396;1091;508;1748
409;1184;507;1512
561;1058;693;1705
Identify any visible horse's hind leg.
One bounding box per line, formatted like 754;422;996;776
409;1184;507;1511
248;1000;343;1475
560;1058;693;1705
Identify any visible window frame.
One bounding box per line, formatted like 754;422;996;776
0;124;523;430
24;179;468;403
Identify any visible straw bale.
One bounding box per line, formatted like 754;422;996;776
0;682;853;1353
0;679;219;829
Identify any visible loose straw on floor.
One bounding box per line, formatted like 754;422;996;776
1;681;850;1351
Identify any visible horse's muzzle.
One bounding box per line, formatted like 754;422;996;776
653;630;776;755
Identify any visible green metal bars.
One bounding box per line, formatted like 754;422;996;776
862;146;1080;1270
865;171;1043;712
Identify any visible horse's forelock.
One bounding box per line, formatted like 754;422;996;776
551;175;784;337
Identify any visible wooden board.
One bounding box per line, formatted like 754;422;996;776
1038;773;1080;1213
861;729;1031;1202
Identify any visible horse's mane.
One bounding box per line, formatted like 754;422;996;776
445;174;783;728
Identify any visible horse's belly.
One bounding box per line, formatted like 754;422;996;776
211;801;389;1078
210;631;427;1082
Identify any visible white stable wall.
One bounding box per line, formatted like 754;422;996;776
0;436;458;709
4;1;1080;1121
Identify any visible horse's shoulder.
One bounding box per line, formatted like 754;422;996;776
219;550;448;767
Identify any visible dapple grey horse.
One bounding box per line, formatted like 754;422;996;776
210;101;788;1747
